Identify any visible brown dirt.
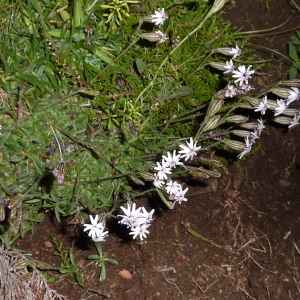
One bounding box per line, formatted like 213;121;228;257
16;1;300;299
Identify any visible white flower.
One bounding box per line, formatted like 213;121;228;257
237;136;252;159
151;8;168;26
154;160;172;180
173;186;188;204
254;96;269;115
274;99;287;116
165;180;181;195
229;44;241;59
162;150;183;168
153;173;165;188
241;84;253;92
250;129;259;143
223;59;234;74
129;224;150;240
139;207;155;224
224;85;237;98
83;215;108;242
178;137;201;161
287;87;300;105
155;30;169;44
118;203;141;228
232;65;255;86
257;117;265;136
288;114;300;129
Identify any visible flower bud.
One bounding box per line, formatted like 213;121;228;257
222;139;247;151
225;115;249;123
201;115;221;132
139;172;154;181
212;90;226;101
272;116;293;125
279;79;300;87
199;157;224;168
231;130;251;138
210;0;227;14
139;31;168;43
79;89;100;96
270;87;291;99
130;175;145;186
282;108;300;117
240;122;258;130
267;99;279;110
207;99;224;117
209;62;227;71
242;96;260;107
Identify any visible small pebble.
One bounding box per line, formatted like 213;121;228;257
44;241;53;248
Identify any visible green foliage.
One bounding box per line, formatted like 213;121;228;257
288;31;300;79
0;0;254;282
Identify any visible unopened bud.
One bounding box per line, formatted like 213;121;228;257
210;0;227;14
139;31;168;44
242;96;260;107
231;130;251;138
270;87;291;99
273;116;292;125
240;122;258;130
267;99;279;110
222;139;247;151
282;108;300;117
130;176;145;186
156;189;173;209
278;79;300;87
201;115;221;132
225;115;249;123
207;99;224;117
209;62;227;71
139;172;154;181
213;90;226;101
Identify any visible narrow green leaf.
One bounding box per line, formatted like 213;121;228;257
289;42;299;62
135;58;146;73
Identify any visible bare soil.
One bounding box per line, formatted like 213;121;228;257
16;1;300;299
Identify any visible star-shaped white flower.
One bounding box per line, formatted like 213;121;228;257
129;224;150;240
223;59;234;74
162;150;183;168
154;160;172;180
165;180;181;195
237;136;252;159
257;117;265;136
155;30;169;44
151;8;168;26
178;137;201;161
224;85;237;98
232;65;255;86
254;96;269;115
288;114;300;129
118;203;142;228
229;44;241;59
287;87;300;105
173;186;188;204
274;99;287;116
153;173;165;188
83;215;108;242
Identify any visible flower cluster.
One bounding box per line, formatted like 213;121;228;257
254;87;300;129
118;203;154;240
52;163;65;184
141;8;169;44
153;137;201;208
83;215;109;242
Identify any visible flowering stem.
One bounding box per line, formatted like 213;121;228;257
135;0;225;103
